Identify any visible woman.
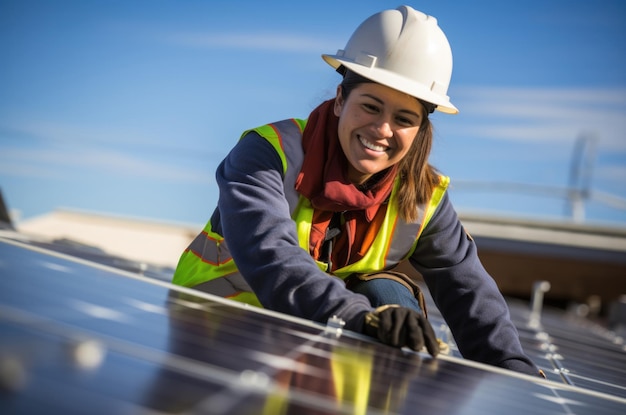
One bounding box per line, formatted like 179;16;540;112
173;5;540;376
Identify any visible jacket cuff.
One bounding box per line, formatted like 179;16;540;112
500;358;543;377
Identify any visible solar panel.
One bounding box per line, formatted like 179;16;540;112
513;302;626;398
1;235;625;414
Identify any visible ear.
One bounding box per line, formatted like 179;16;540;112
333;85;344;117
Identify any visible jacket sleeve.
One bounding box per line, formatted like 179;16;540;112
214;132;372;331
409;193;539;375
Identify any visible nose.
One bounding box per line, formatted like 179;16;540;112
374;115;393;138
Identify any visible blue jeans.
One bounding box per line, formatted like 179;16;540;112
349;277;423;313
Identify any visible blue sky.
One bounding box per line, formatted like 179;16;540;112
1;0;625;228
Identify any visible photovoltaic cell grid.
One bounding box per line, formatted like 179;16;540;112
422;286;626;399
0;236;625;414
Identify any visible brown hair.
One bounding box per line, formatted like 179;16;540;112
339;69;440;222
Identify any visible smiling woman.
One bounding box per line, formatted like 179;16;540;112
333;80;425;185
335;70;438;222
169;5;544;378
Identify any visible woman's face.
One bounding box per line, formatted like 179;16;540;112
334;82;425;185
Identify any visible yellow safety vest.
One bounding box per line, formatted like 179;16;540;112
172;119;449;306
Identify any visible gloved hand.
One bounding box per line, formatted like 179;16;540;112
363;304;439;357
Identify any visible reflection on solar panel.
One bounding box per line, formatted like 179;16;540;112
1;234;625;414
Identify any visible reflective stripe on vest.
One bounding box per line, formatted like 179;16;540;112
294;176;448;277
172;119;306;298
172;119;449;303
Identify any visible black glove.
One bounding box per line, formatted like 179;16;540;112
363;304;439;357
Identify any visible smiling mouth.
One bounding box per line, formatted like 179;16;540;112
358;135;388;152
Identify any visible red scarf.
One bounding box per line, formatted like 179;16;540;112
294;99;397;267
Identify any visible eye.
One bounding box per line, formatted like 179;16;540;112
362;103;380;113
396;115;418;127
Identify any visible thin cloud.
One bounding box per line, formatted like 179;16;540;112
595;163;626;182
0;146;212;183
454;86;626;106
451;123;596;143
165;31;336;53
0;118;214;183
0;118;162;148
0;160;66;179
448;86;626;150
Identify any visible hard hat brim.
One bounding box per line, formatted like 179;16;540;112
322;54;459;115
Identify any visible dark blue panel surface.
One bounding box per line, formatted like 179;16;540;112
1;237;625;414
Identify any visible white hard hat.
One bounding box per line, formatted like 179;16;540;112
323;5;458;114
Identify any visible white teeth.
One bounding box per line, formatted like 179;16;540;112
358;136;386;152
